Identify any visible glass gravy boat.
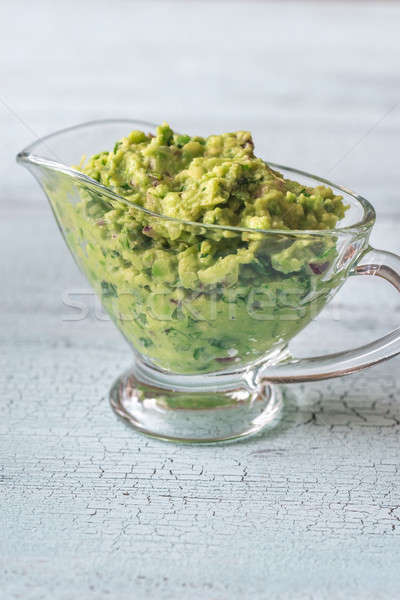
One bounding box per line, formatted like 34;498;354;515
17;120;400;442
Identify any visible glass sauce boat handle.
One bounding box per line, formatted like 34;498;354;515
259;247;400;383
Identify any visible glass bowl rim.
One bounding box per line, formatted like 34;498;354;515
17;118;376;237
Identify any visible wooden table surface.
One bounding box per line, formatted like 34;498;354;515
2;1;400;598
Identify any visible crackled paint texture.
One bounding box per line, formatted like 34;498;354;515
2;1;400;598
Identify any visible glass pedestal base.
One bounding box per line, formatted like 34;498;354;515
109;358;283;443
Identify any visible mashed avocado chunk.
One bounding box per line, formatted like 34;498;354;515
81;122;346;232
54;123;348;373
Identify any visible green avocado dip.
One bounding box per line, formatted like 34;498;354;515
55;123;348;373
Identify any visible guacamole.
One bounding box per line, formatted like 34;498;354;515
80;123;346;232
54;123;348;373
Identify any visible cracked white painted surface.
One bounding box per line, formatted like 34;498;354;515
1;1;400;598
